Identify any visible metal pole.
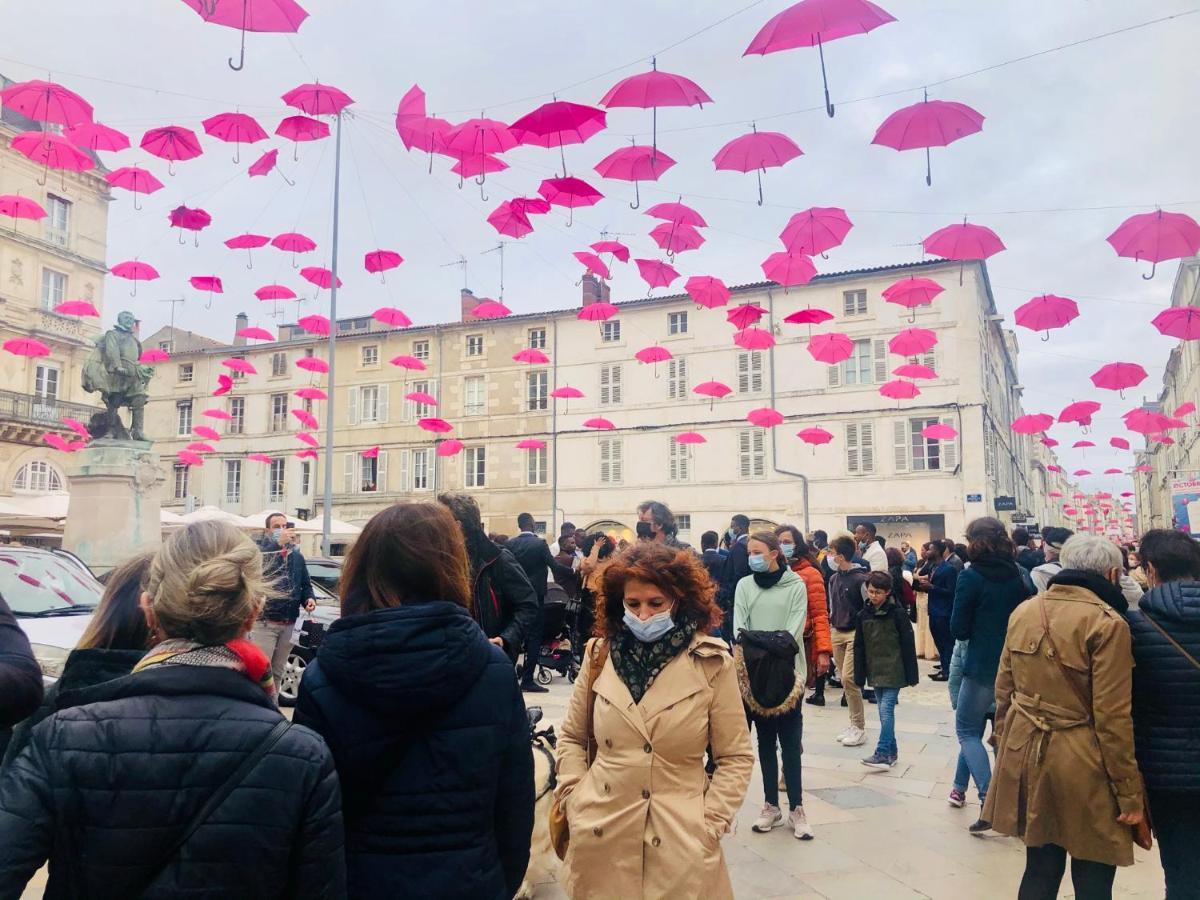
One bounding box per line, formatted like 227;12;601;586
321;111;343;556
550;318;559;537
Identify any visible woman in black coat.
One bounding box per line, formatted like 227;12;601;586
0;521;345;899
295;502;534;900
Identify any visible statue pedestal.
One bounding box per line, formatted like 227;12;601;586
62;440;163;577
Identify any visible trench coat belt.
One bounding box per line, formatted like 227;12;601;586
1011;691;1091;764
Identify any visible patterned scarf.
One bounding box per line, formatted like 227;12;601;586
611;619;697;704
133;638;278;704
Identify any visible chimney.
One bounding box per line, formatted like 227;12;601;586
233;312;248;346
581;273;610;306
460;287;478;322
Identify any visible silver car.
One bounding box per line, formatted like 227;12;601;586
0;547;100;679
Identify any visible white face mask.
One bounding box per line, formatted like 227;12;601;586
623;606;675;642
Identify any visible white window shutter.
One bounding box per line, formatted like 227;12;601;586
873;339;888;384
399;449;410;492
668;440;677;481
612;365;622;403
347;386;359;425
343;453;355;493
377;451;389;492
893;420;909;473
754;429;765;476
737;353;749;393
378;385;389;423
739;430;751;478
600;366;610;405
923;349;937;373
942;416;959;470
861;422;876;474
680;444;690;481
600;439;611;483
612;440;623;482
751;353;763;392
846;423;859;474
827;359;841;387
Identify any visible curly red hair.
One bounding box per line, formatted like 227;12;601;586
595;543;722;638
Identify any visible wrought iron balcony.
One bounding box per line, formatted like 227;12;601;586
0;388;101;443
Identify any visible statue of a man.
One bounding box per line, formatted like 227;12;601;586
81;310;154;442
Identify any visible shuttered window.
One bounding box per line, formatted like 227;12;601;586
846;422;875;474
736;351;763;393
600;438;623;484
668;438;690;482
738;429;766;479
667;357;688;400
843;289;867;316
600;365;622;405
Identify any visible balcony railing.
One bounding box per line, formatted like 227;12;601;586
0;388;100;430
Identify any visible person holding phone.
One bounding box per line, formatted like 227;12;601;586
252;512;316;692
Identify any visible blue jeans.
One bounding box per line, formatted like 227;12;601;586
955;675;995;801
874;687;900;757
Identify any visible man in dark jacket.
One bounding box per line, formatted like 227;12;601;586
252;513;316;690
1013;528;1043;571
636;499;692;551
1126;528;1200;896
915;540;958;681
439;494;538;662
508;513;575;693
827;536;869;746
700;530;727;587
0;592;44;761
717;514;752;627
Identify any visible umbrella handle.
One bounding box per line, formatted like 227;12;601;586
630;181;640;210
478;180;488;202
194;233;200;248
228;4;247;71
757;169;763;207
233;146;241;164
925;147;932;187
293;144;300;163
277;168;296;187
246;249;254;270
909;308;916;325
566;207;574;228
1143;261;1157;280
1041;331;1050;342
292;252;298;269
133;192;143;212
817;36;835;118
36;162;47;187
178;231;186;245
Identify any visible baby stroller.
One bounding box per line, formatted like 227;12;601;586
534;582;581;685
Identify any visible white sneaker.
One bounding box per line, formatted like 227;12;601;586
835;726;851;743
840;726;867;747
751;802;784;833
789;805;815;840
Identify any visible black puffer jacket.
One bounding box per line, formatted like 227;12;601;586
468;537;538;660
0;594;42;730
294;600;533;900
0;665;345;899
1127;581;1200;792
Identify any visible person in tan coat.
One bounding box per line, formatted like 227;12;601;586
984;535;1145;900
554;543;753;900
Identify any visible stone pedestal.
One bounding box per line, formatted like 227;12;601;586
62;440;163;576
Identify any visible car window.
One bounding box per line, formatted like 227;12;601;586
0;551;102;614
307;562;341;585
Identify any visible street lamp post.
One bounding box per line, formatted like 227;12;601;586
321;110;344;556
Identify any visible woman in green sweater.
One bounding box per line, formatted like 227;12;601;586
733;531;811;840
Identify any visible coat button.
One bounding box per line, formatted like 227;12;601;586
604;783;610;794
643;743;652;753
593;827;603;837
642;789;650;799
605;738;612;748
651;837;661;847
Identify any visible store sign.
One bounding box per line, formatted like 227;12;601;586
1170;478;1200;535
966;493;982;503
994;496;1017;511
845;514;946;548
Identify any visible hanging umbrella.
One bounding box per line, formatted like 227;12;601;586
295;387;327;400
693;381;732;410
1103;468;1123;475
300;266;342;290
0;195;47;225
646;200;707;227
573;251;611;280
888;327;937;356
516;439;548;450
808;331;853;363
291;409;319;430
110;260;160;296
389;354;427;371
64;121;129;152
105;167;164;210
674;432;706;444
169;205;212;246
296;432;320;448
189;276;224;310
1092;362;1148;396
593;144;675;208
686;276;730;309
418;417;454;434
537;176;604;226
578;302;620;322
1176;401;1197;417
296;356;329;373
747;408;785;427
365;250;404;281
761;251;816;288
394;86;453;170
712;126;803;204
1073;469;1093;477
140;125;203;175
513;349;550;365
179;0;309;70
1111;437;1131;450
922;219;1005;284
10;132;95;186
255;284;296;301
222;357;257;375
437;439;465;457
224;232;270;268
297;314;331;336
61;418;91;440
201;112;268;162
727;304;768;330
511;99;606;176
784;307;835;325
1152;307;1200;340
276;115;329;160
551;385;584;399
296;448;319;461
870;91;984;185
372;307;412;328
202;408;233;421
1123;408;1173;434
0;79;93;127
53;300;99;318
236;326;274;341
797;427;834;451
1014;294;1079;340
591;239;630;263
583;417;616;430
471;300;512;319
247;148;294;185
881;275;942;320
779;207;852;257
139;348;170;364
599;57;711;156
1011;414;1054;434
743;0;897;117
282;82;354;116
512;197;552;217
635;345;673;364
1058;400;1101;428
893;363;936;379
442;117;517;196
880;379;920;400
649;222;705;255
177;450;205;467
192;425;220;441
921;423;957;440
212;374;234;396
1106;209;1200;279
246;453;274;464
3;337;50;358
1072;440;1095;449
635;258;680;291
450;153;508;180
487;201;534;239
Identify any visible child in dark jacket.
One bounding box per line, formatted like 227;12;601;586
854;571;919;770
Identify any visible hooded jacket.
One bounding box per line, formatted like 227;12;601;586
294;601;533;900
950;556;1034;680
0;594;42;732
466;535;538;660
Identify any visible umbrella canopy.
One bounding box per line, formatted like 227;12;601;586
43;433;76;453
635;345;673;364
673;432;706;444
61;419;91;440
365;250;404;277
635;258;681;290
1015;294;1080;339
247;454;274;464
871;94;984;185
297;314;331;336
888;327;937;357
693;381;732;399
248;148;287;180
599;59;712;152
11;132;95;179
516;439;548;451
712;127;803;203
921;423;958;440
685;275;730;309
747;408;785;428
3;337;50;358
295;387;327;400
593;144;675;207
111;260;159;284
1091;362;1148;393
296;432;320;448
1152;307;1200;340
583;417;616;430
139;348;170;363
893;363;936;379
0;195;47;221
1123;408;1173;434
140;126;203;173
169;205;212;245
201;112;268;162
761;251;816;287
510;100;605;148
372;306;412;328
212;374;234;395
784;307;835;326
573;251;611;280
189;276;223;293
471;300;512;319
236;326;274;341
255;283;296;301
272;231;317;262
513;348;550;365
224;232;270;268
1107;209;1200;278
192;425;220;441
882;275;943;311
649;222;705;255
282;82;354;116
646;201;707;227
300;266;342;290
538;176;604;224
578;302;620;322
879;379;920;400
404;390;438;407
1059;400;1102;427
450;154;508;179
177;451;204;467
1176;401;1197;417
797;427;834;446
779;207;852;256
437;439;465;457
923;220;1005;282
0;79;92;127
292;408;320;429
201;408;233;421
735;331;779;356
1072;440;1095;449
418;417;454;434
551;386;584;399
808;331;854;363
64;121;129;152
1111;437;1131;450
389;354;427;371
727;304;768;330
591;240;630;263
222;357;257;375
295;356;328;373
487;201;534;239
1011;414;1054;434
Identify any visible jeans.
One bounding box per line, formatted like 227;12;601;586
955;675;995;802
928;614;955;670
830;629;864;728
520;595;545;685
1148;790;1200;899
1018;844;1115;900
753;706;803;810
248;619;295;694
874;687;900;757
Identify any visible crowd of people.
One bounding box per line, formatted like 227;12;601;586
0;497;1197;900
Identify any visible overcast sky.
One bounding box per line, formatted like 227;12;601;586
3;0;1197;503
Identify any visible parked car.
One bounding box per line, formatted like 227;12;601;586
278;580;339;706
305;556;342;594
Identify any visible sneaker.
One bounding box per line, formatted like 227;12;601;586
827;674;843;688
968;819;993;835
840;726;867;747
805;692;825;707
751;802;784;833
861;752;895;770
789;805;815;840
835;726;851;743
928;673;949;682
521;683;549;694
947;789;966;808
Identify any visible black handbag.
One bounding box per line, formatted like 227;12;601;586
736;629;801;712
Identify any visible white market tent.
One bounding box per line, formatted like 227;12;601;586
242;509;361;538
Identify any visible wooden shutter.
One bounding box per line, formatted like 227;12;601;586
343;454;355;493
752;428;765;476
378;385;390;423
611;439;623;483
376;451;389;492
347;386;359;425
600;366;611;405
398;449;410;492
941;416;959;470
846;423;860;473
826;357;842;387
611;365;622;404
737;353;750;393
922;349;937;373
873;339;889;384
861;422;876;473
600;439;612;483
894;420;910;473
750;352;763;392
739;430;752;478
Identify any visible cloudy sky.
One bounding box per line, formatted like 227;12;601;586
3;0;1197;500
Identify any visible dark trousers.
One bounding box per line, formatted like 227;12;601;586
520;595;545;685
1149;790;1200;899
1018;844;1115;900
928;614;955;670
751;705;803;811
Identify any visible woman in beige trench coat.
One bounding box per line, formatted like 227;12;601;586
555;543;753;900
984;535;1145;899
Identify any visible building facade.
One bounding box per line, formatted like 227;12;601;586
144;259;1065;547
0;86;110;501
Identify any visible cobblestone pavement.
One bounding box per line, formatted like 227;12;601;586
522;658;1167;899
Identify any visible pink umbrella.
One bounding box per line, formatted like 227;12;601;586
0;195;46;226
921;423;958;440
292;408;320;429
202;112;267;162
212;374;233;396
646;201;707;227
43;433;76;454
727;303;768;330
880;379;920;400
513;348;550;365
922;220;1005;284
693;380;732;410
1153;307;1200;340
296;448;319;461
247;148;294;185
177;450;204;468
3;337;50;358
583;417;616;430
713;126;803;204
1059;400;1101;428
372;307;412;328
64;121;128;153
223;357;257;375
140;125;202;175
1015;294;1079;340
52;300;99;318
1073;469;1092;477
189;276;223;295
296;356;329;374
888;327;937;357
591;240;630;263
405;390;438;407
111;260;159;296
450;154;508;180
893;363;936;379
593;144;675;208
192;425;220;441
389;354;427;372
169;205;212;246
1011;414;1054;434
761;251;817;288
511;100;606;176
202;408;233;421
747;408;785;428
512;197;552;217
784;307;835;326
882;276;943;321
1092;362;1148;396
743;0;897;117
471;300;512;319
365;250;404;281
224;232;270;269
649;222;705;256
276;115;329;160
394;87;452;170
442;117;518;193
1072;440;1095;449
295;387;327;400
674;431;706;445
578;302;620;322
1;79;92;127
282;83;354;116
61;418;91;440
1107;209;1200;279
419;417;454;434
1123;408;1173;434
361;447;380;459
139;348;170;364
779;207;852;257
871;92;984;185
487;201;534;239
236;326;274;341
1176;401;1197;417
180;0;308;70
635;258;681;291
808;331;853;364
296;432;319;448
551;385;584;411
10;132;94;186
686;275;730;309
301;267;342;290
735;330;776;354
635;345;673;365
1134;465;1154;473
1111;437;1131;450
797;427;834;451
298;314;331;336
256;284;296;301
104;167;165;211
273;231;317;266
538;176;604;226
599;58;712;156
437;439;465;457
248;453;274;464
573;251;612;280
516;439;548;451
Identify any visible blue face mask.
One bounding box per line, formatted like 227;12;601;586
727;527;737;541
780;543;796;559
623;606;675;642
748;553;771;573
271;528;284;543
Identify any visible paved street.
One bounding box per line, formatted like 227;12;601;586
522;658;1167;899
